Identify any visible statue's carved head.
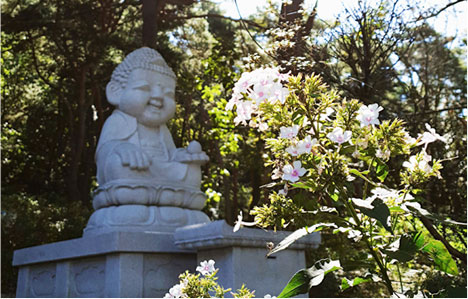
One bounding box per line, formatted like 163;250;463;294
106;47;177;127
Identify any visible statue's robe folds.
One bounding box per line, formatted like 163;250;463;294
95;110;189;186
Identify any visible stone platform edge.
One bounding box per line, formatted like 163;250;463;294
13;231;194;267
174;220;321;250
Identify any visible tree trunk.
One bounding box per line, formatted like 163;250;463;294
142;0;159;48
67;65;90;202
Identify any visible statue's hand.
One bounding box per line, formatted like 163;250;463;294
173;149;209;165
114;143;152;170
173;141;209;165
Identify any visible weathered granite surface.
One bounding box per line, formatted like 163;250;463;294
13;232;196;298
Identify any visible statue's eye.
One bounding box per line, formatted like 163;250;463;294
131;81;150;91
165;91;175;99
135;84;150;92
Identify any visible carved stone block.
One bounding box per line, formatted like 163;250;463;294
175;220;321;298
13;231;196;297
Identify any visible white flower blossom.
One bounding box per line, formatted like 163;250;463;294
297;135;318;155
403;131;417;145
327;127;352;144
251;82;270;105
403;154;432;173
280;125;300;139
233;211;257;232
352;150;360;158
371;188;399;200
272;85;290;104
258;122;269;131
417;123;447;148
271;168;282;180
225;94;241;111
282;161;307;182
351;197;375;209
286;136;317;156
367;103;384;114
376;149;391;160
357;104;383;127
196;260;216;276
234;101;254;125
286;144;300;156
164;284;184;298
278;184;289;196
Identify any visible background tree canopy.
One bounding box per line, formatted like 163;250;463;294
1;0;466;296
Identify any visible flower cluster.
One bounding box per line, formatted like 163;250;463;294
164;260;256;298
227;69;452;298
229;70;447;191
226;68;289;127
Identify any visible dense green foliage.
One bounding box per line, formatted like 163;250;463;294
1;0;466;296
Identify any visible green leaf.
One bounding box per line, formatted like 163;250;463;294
355;198;392;233
341;276;372;291
348;168;378;186
330;192;339;201
383;234;420;263
414;232;459;275
405;201;468;227
375;161;389;182
291;180;316;190
389;206;406;213
278;260;341;298
268;223;336;257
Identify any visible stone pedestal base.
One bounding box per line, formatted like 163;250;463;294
13;232;196;298
83;205;210;236
174;221;321;298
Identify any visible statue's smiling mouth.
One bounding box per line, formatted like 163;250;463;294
148;99;163;110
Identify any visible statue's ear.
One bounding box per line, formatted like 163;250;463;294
106;81;122;106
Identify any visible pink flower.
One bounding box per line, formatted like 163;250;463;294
271;82;289;104
226;94;241;111
234;101;254;125
196;260;216;276
164;284;184;298
251;83;270;105
297;135;317;154
286;145;299;156
280;125;300;139
357;104;383;127
367;104;384;114
327;127;352;144
282;161;307;182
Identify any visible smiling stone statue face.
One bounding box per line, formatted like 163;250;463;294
118;69;176;127
83;48;210;236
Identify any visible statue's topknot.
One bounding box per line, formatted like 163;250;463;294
110;47;176;88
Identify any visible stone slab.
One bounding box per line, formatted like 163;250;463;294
174;220;321;250
13;231;193;267
13;231;197;297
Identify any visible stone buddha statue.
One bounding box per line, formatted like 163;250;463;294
84;47;210;236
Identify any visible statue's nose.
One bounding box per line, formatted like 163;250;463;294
150;86;164;100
